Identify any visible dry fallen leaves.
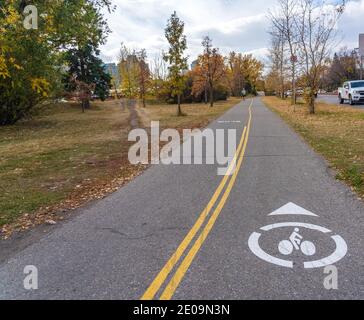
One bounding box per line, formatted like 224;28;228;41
0;163;147;240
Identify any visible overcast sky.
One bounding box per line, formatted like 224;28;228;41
100;0;364;66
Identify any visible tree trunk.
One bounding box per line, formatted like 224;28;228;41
177;94;182;116
204;86;208;104
308;92;315;114
114;82;119;100
292;64;297;109
209;83;214;107
79;55;89;112
140;90;146;108
84;99;90;109
81;99;86;113
280;41;285;100
280;77;285;99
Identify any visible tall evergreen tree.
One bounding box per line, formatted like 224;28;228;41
64;44;111;111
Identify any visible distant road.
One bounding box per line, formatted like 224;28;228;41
317;94;364;110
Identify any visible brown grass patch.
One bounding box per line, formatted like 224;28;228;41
0;98;240;238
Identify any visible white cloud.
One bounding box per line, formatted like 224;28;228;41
338;0;364;49
100;0;364;64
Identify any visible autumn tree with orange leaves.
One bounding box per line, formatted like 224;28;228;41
192;36;227;107
137;49;151;108
227;52;264;97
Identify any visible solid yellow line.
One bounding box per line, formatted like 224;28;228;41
159;104;253;300
141;99;253;300
141;129;246;300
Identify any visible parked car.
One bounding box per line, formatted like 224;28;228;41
338;81;364;105
296;89;304;96
285;90;292;98
285;89;304;98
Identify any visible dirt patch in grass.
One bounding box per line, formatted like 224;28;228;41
0;98;240;238
262;96;364;200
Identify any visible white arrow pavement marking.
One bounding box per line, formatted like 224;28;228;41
268;202;318;217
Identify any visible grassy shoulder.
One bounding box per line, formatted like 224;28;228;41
0;97;240;237
139;98;242;129
262;96;364;199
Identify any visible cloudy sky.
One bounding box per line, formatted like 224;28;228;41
100;0;364;65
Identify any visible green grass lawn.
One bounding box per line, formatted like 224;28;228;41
0;100;132;228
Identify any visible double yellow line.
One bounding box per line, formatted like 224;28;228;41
141;99;254;300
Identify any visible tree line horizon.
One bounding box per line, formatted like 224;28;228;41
113;11;264;116
0;0;359;125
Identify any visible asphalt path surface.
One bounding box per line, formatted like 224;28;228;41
0;98;363;300
317;94;364;110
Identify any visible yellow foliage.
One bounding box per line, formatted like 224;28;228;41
0;3;22;79
2;5;21;26
0;56;10;79
31;78;50;97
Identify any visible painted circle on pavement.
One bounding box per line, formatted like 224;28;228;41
248;222;347;269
